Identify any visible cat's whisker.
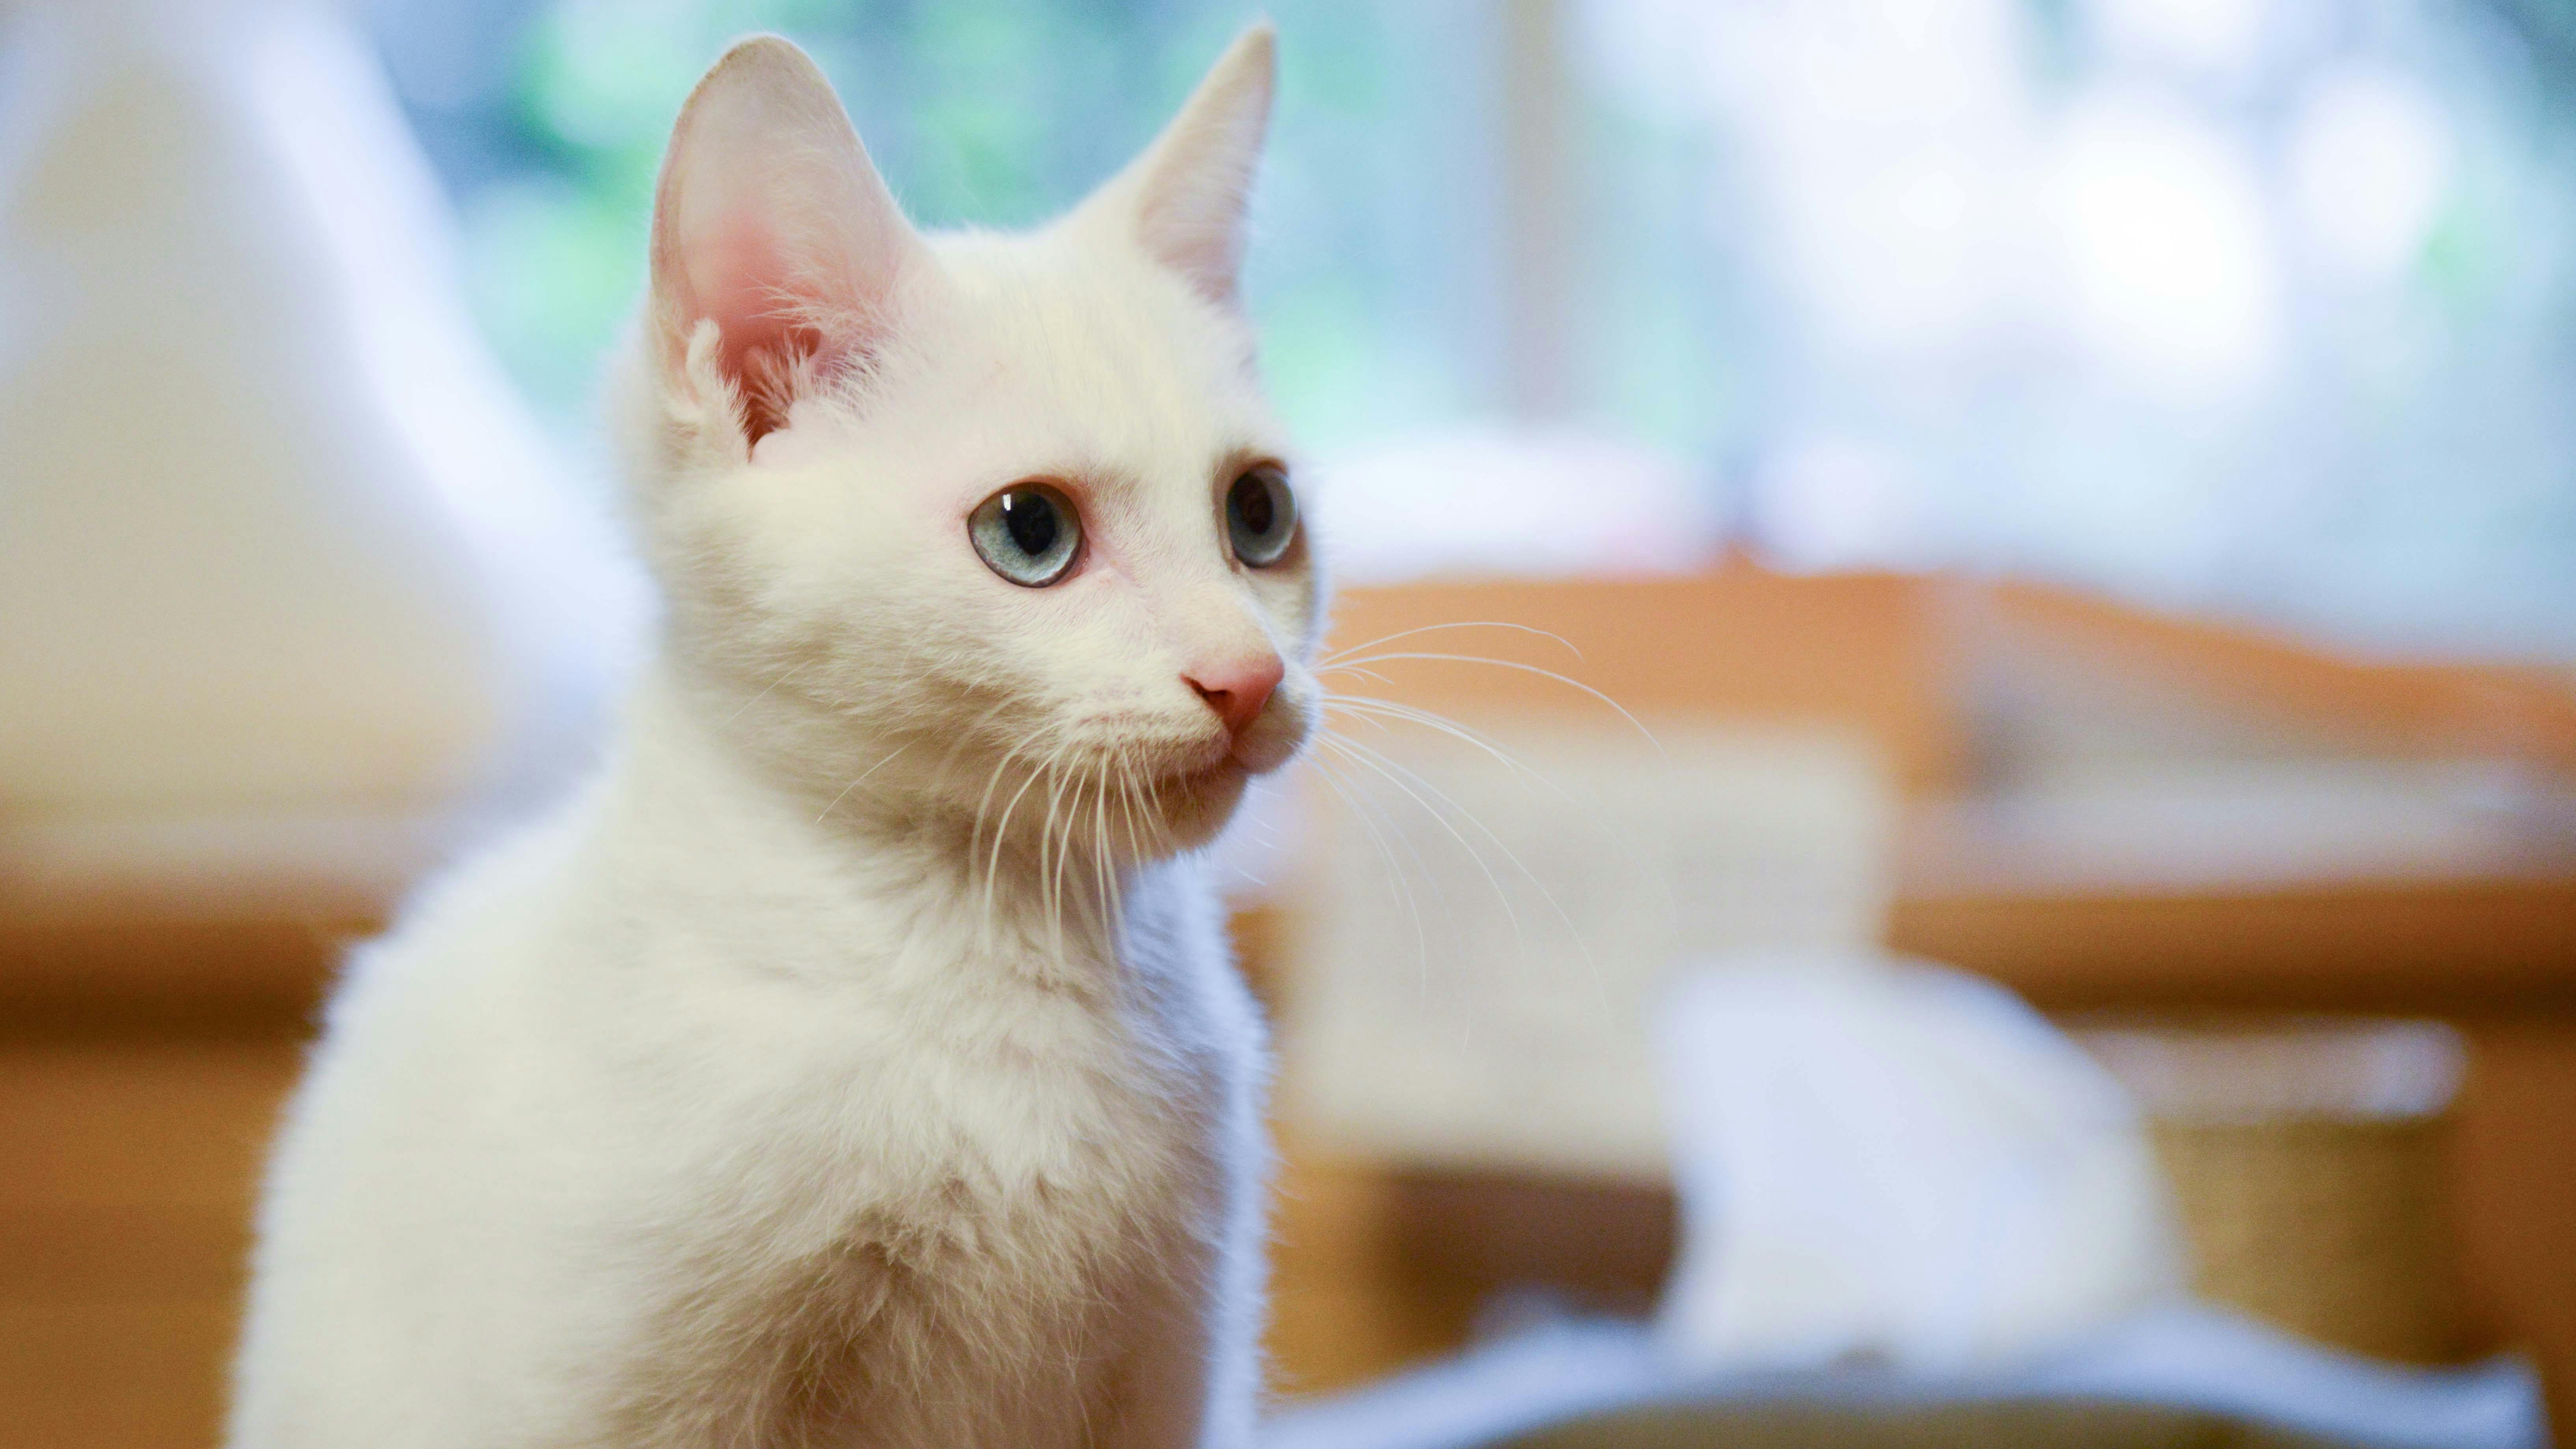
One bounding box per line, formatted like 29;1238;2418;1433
1320;662;1399;691
1106;764;1130;939
983;730;1069;939
1316;735;1524;952
815;742;912;824
1321;700;1402;736
1115;755;1147;874
1302;754;1433;989
1308;741;1460;936
1317;620;1582;669
1070;768;1098;949
1042;742;1095;962
1316;651;1658;752
941;697;1022;810
1326;692;1658;921
1084;776;1103;941
1321;730;1605;990
968;732;1040;952
1323;696;1541;781
1067;770;1090;946
966;727;1027;862
1091;769;1117;943
1130;759;1152;863
1037;755;1065;960
1119;763;1143;918
724;658;810;723
1316;670;1650;991
1034;746;1082;965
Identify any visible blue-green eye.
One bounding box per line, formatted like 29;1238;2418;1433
1226;464;1295;567
969;483;1082;587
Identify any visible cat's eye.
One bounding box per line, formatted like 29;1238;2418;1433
1225;465;1296;567
968;483;1082;587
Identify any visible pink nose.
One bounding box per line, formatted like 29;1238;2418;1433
1186;655;1284;739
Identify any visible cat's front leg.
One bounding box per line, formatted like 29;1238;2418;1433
1092;1256;1251;1449
1098;1149;1269;1446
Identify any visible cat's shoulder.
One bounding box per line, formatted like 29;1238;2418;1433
322;787;602;1023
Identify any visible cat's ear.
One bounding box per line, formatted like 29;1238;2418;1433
648;35;925;446
1089;25;1275;308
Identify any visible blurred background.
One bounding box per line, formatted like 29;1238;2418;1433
4;0;2574;1444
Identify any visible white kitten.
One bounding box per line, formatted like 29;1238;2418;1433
230;28;1315;1448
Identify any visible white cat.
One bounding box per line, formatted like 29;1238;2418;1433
229;27;1313;1449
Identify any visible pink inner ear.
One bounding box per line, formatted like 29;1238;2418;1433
651;37;921;449
692;212;828;446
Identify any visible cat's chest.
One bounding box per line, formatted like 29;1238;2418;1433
648;935;1221;1236
590;959;1224;1447
869;975;1211;1198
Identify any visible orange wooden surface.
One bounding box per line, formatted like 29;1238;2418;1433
0;1040;299;1449
1966;581;2576;781
1321;569;1961;797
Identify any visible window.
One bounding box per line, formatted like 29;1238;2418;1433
371;0;2576;654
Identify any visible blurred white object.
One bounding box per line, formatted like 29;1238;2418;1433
1308;424;1716;584
1656;955;2187;1372
1263;1308;2542;1449
2081;1017;2466;1123
1287;726;1890;1181
0;0;634;815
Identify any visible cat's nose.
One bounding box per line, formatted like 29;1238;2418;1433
1186;655;1284;739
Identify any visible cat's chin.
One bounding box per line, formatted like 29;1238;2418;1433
1156;719;1313;851
1149;758;1255;855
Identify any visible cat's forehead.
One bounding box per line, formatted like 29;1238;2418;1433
914;230;1284;476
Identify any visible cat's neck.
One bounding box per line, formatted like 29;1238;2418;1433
589;664;1133;981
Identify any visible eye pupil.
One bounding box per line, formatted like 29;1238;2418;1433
1231;476;1273;537
969;482;1082;587
1226;466;1296;567
1003;492;1057;557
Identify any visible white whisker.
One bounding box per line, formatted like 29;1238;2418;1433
1324;728;1608;1003
725;659;809;722
1319;620;1582;668
985;730;1072;937
1318;736;1527;946
1303;754;1433;992
815;743;910;824
1317;651;1658;751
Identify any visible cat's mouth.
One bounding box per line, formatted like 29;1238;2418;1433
1042;714;1296;839
1129;736;1261;818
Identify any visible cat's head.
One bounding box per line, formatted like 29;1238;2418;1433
615;29;1317;862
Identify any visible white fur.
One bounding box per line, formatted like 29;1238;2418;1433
231;28;1313;1448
